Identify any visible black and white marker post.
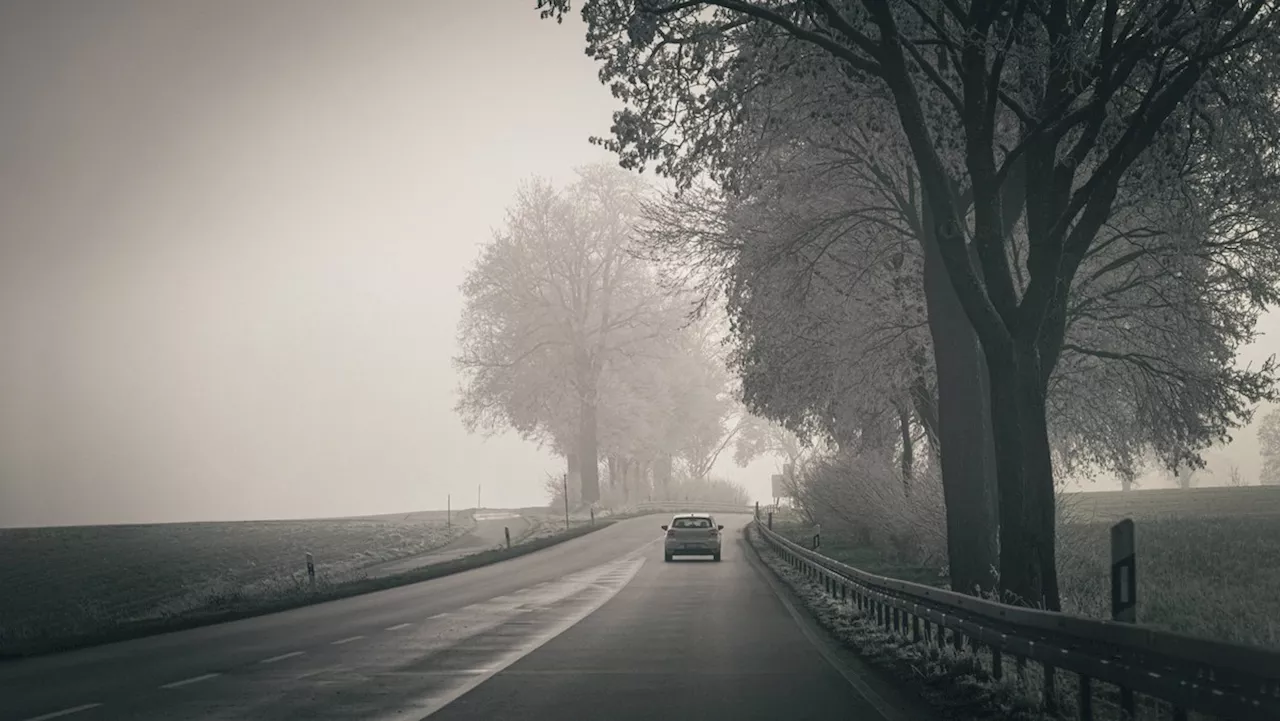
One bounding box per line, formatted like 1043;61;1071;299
1111;518;1137;716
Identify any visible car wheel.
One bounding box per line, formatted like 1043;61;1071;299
712;551;721;562
664;552;673;562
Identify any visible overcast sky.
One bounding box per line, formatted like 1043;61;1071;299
1;1;1275;527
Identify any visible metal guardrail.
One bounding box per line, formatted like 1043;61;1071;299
752;520;1280;721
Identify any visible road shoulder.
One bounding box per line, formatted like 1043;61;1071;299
740;529;945;721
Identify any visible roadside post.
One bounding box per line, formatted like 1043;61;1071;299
305;552;315;590
590;507;595;526
1111;518;1137;716
504;526;511;550
563;473;570;530
767;511;773;530
755;501;759;519
813;523;821;550
447;494;451;529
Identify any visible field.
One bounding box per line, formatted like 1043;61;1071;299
778;485;1280;649
0;511;471;655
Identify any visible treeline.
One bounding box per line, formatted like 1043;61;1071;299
455;168;755;509
520;0;1280;609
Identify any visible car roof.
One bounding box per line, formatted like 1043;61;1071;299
672;512;713;518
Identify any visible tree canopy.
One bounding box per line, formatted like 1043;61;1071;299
540;0;1280;609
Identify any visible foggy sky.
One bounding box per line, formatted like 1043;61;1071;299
1;1;1275;527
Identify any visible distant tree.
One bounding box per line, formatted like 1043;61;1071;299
1228;465;1244;487
456;165;663;503
1258;408;1280;486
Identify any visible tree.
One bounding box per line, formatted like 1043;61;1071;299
596;305;745;499
541;0;1280;609
1259;408;1280;486
456;165;663;503
639;132;1001;596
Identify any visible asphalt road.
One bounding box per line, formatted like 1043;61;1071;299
0;514;932;721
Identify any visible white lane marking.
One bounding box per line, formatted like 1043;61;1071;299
20;704;103;721
161;673;220;689
428;612;449;619
385;622;413;631
259;651;305;664
403;556;646;721
331;635;364;645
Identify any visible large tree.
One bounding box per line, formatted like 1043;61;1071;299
542;0;1280;608
456;165;664;503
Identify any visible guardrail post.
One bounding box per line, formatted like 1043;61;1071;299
755;501;759;519
1042;664;1057;713
1111;518;1137;718
305;551;315;590
767;511;773;529
504;526;511;550
1078;675;1093;721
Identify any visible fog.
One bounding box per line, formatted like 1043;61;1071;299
1;1;1275;528
0;0;763;527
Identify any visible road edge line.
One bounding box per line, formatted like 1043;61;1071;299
740;526;926;721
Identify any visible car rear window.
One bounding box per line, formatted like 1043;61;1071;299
672;517;712;529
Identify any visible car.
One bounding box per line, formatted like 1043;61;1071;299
661;513;724;562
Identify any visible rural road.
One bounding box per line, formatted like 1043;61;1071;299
0;515;931;721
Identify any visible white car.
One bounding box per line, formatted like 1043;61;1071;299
662;513;724;562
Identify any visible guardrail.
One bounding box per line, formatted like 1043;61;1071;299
752;520;1280;721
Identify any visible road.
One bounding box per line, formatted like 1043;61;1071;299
0;514;932;721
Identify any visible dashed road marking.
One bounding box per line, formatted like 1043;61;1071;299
259;651;305;664
386;622;412;631
161;673;220;689
21;703;103;721
331;635;364;645
428;612;449;619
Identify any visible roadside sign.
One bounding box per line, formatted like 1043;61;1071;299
771;473;786;498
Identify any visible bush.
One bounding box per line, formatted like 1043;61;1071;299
794;450;947;568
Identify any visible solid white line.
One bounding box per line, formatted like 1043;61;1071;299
20;704;103;721
428;612;449;619
259;651;305;664
160;673;220;689
330;635;364;645
385;622;413;631
404;556;646;721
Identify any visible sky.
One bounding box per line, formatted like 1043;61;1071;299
0;0;782;527
0;1;1275;527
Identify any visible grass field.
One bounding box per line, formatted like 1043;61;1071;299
777;485;1280;649
0;510;472;655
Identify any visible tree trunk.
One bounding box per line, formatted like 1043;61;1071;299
921;229;1000;597
1121;477;1132;492
987;342;1061;611
578;396;601;504
654;454;673;500
566;451;581;506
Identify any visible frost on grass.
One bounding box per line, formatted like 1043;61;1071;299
0;516;469;653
